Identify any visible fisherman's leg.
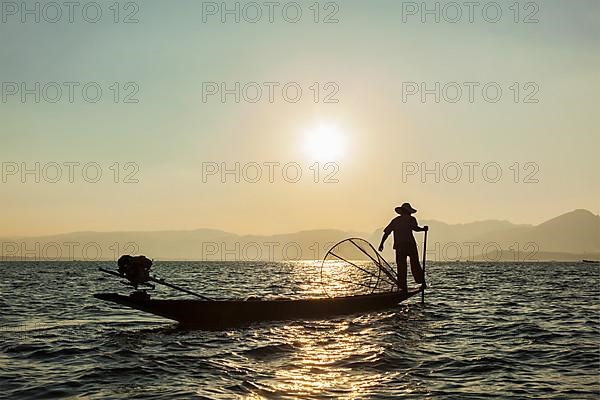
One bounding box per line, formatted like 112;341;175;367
395;250;408;292
408;242;424;284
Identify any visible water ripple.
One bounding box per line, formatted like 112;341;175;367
0;261;598;399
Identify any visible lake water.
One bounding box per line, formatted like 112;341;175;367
1;261;598;399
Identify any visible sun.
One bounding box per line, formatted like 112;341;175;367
303;124;346;162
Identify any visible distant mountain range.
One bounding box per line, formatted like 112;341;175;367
1;210;598;262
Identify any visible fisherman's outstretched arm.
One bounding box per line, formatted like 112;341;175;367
379;231;390;251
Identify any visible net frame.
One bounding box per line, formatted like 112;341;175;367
320;238;398;298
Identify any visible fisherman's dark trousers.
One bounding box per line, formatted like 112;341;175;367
395;241;424;292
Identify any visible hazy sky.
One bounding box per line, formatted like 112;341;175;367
1;0;599;236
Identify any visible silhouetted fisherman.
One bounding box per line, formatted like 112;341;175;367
378;203;428;292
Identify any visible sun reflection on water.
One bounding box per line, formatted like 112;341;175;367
263;320;407;398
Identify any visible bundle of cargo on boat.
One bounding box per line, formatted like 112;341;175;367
116;255;153;288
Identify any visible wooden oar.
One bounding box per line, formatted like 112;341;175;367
421;230;428;304
150;275;213;301
99;267;213;301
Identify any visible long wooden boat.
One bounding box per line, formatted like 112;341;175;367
94;289;421;328
96;239;428;328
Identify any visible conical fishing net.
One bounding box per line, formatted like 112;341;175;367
321;238;398;298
